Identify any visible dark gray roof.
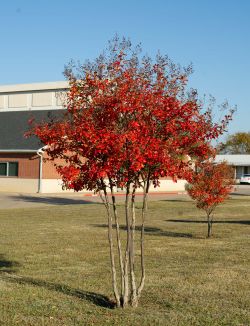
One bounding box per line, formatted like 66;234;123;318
0;110;65;151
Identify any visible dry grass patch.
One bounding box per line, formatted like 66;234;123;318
0;196;249;325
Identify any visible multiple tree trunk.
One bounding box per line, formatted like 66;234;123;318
100;177;150;308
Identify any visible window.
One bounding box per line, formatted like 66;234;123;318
0;162;18;177
244;166;249;174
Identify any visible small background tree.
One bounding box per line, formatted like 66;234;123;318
186;160;235;237
29;36;234;307
218;132;250;154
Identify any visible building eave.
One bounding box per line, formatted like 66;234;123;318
215;154;250;166
0;81;69;93
0;149;38;153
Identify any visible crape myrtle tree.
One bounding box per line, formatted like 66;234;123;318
186;160;235;237
29;37;234;308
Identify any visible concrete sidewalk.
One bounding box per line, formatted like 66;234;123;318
0;185;248;210
0;191;189;209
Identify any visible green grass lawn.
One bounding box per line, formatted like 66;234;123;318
0;196;249;326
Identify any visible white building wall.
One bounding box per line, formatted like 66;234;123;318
0;178;39;193
40;179;92;194
40;179;187;194
0;177;187;194
149;179;187;192
0;81;68;112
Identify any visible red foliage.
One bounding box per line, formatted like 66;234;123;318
28;41;234;193
186;160;235;214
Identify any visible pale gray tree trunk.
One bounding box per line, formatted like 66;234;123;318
137;173;150;299
130;187;138;307
123;185;131;307
100;185;120;307
109;180;124;302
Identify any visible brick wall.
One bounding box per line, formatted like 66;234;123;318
0;153;39;179
0;153;179;181
43;156;61;179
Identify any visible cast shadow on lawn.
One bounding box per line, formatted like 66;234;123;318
92;224;193;238
166;219;250;225
1;272;115;309
159;199;191;203
10;195;97;206
0;254;114;308
0;254;21;274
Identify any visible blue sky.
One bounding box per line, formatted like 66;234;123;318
0;0;249;135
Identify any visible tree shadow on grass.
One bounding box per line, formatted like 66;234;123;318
1;272;115;309
166;219;250;225
0;254;114;308
91;224;193;238
159;199;191;203
9;195;99;206
0;254;20;274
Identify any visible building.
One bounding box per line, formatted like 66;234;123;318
215;154;250;182
0;81;69;193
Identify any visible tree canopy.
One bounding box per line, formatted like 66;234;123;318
186;160;234;237
218;132;250;154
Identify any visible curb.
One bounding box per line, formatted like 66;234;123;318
82;191;187;197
